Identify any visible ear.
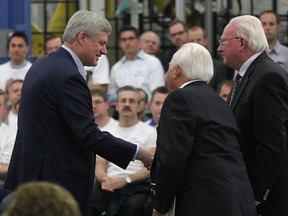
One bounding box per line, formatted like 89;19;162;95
239;37;245;50
173;65;182;78
77;31;87;45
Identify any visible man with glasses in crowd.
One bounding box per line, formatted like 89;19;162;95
259;10;288;73
160;19;188;72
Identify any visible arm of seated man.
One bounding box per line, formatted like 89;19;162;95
102;168;150;192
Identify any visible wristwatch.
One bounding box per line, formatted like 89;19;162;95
125;175;132;184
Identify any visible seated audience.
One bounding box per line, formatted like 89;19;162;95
93;86;156;216
5;79;23;130
139;31;161;56
0;32;31;91
0;90;16;203
85;55;110;92
136;88;151;122
45;35;63;54
217;80;233;102
146;86;169;127
91;89;118;131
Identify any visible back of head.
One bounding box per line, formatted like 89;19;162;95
63;10;112;43
230;15;269;52
2;182;81;216
170;43;213;83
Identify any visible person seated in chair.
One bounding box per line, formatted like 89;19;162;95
93;86;156;216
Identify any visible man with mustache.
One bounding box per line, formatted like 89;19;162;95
93;86;157;216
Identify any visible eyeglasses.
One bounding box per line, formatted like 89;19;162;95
169;31;185;39
219;36;241;46
93;100;105;105
119;36;137;43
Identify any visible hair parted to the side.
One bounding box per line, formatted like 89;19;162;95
229;15;269;52
169;43;214;83
63;10;112;43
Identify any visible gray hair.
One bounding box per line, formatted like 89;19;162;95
63;10;112;43
230;15;269;52
169;43;213;83
117;85;142;104
140;31;161;46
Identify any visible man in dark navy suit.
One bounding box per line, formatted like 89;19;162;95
4;10;153;216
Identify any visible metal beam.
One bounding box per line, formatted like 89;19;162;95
175;0;185;21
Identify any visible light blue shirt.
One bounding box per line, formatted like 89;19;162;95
267;41;288;73
62;45;87;80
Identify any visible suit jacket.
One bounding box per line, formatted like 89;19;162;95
151;81;256;216
4;48;137;216
231;52;288;216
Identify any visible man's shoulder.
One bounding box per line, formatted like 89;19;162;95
136;121;156;134
0;61;10;69
273;41;288;55
0;123;16;140
111;56;125;68
142;52;162;65
278;42;288;50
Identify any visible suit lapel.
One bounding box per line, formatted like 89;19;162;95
231;52;268;110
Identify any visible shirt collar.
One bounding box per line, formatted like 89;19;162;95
62;45;87;80
179;80;201;88
121;50;146;63
268;40;281;54
9;60;29;69
237;52;262;77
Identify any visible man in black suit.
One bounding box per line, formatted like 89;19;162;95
3;10;153;216
151;43;256;216
218;15;288;216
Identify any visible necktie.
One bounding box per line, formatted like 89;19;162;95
228;73;242;106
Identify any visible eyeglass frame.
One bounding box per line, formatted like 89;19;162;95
169;31;186;39
119;36;137;43
219;36;241;46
